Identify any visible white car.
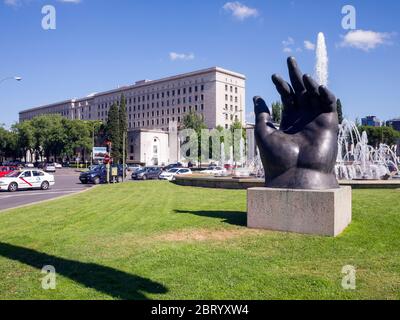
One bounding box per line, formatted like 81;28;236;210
201;166;227;176
44;163;56;173
55;163;62;169
0;170;55;192
159;168;192;181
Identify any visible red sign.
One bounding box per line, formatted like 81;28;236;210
104;154;111;164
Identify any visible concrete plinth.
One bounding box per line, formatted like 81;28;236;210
247;187;352;237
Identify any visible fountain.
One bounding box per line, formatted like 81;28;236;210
315;32;329;86
199;32;398;182
336;119;399;180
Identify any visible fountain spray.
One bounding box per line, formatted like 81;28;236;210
315;32;329;86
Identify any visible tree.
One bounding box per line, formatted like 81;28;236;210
0;126;17;162
271;101;282;124
105;103;121;161
358;125;400;147
337;99;344;124
182;111;207;166
118;94;128;163
13;121;34;161
182;110;207;133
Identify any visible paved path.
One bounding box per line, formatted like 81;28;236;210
0;169;92;212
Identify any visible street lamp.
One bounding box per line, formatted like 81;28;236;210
0;76;22;85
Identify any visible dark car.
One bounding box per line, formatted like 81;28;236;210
79;164;124;184
131;167;162;180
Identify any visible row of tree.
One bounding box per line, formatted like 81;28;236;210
0;94;131;164
0;115;102;163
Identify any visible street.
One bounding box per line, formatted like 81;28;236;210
0;169;92;212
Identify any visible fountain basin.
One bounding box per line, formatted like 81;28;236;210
174;175;400;190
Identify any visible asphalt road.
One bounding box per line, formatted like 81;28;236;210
0;169;93;212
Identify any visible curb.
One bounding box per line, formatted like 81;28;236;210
0;185;100;214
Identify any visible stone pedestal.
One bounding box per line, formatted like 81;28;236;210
247;187;352;237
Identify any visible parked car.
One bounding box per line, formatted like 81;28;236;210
55;163;62;169
24;163;35;168
79;164;124;184
201;166;227;176
44;163;56;173
132;167;162;180
0;166;19;178
162;162;183;171
0;169;55;192
159;168;192;181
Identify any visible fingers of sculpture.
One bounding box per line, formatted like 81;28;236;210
287;57;306;95
303;74;319;96
253;96;276;139
272;74;295;106
319;86;337;113
253;96;271;119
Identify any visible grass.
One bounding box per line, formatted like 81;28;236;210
0;181;399;300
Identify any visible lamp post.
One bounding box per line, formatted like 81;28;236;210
0;76;22;85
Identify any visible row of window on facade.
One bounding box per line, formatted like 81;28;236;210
97;85;206;106
225;85;239;94
96;94;206;111
98;104;205;119
226;114;239;121
225;95;239;103
128;116;182;129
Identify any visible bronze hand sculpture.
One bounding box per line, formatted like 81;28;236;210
254;57;339;190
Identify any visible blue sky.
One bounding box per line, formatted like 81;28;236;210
0;0;399;127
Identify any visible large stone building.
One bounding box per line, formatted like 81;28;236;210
19;67;246;165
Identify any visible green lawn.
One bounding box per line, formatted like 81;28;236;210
0;181;399;300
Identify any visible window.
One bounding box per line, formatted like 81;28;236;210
33;171;44;177
22;171;32;177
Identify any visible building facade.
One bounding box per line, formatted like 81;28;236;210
19;67;245;165
19;67;246;131
361;116;382;127
386;118;400;132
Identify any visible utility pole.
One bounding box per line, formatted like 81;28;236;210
91;122;95;166
122;131;126;181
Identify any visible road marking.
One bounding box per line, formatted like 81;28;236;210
0;191;78;198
